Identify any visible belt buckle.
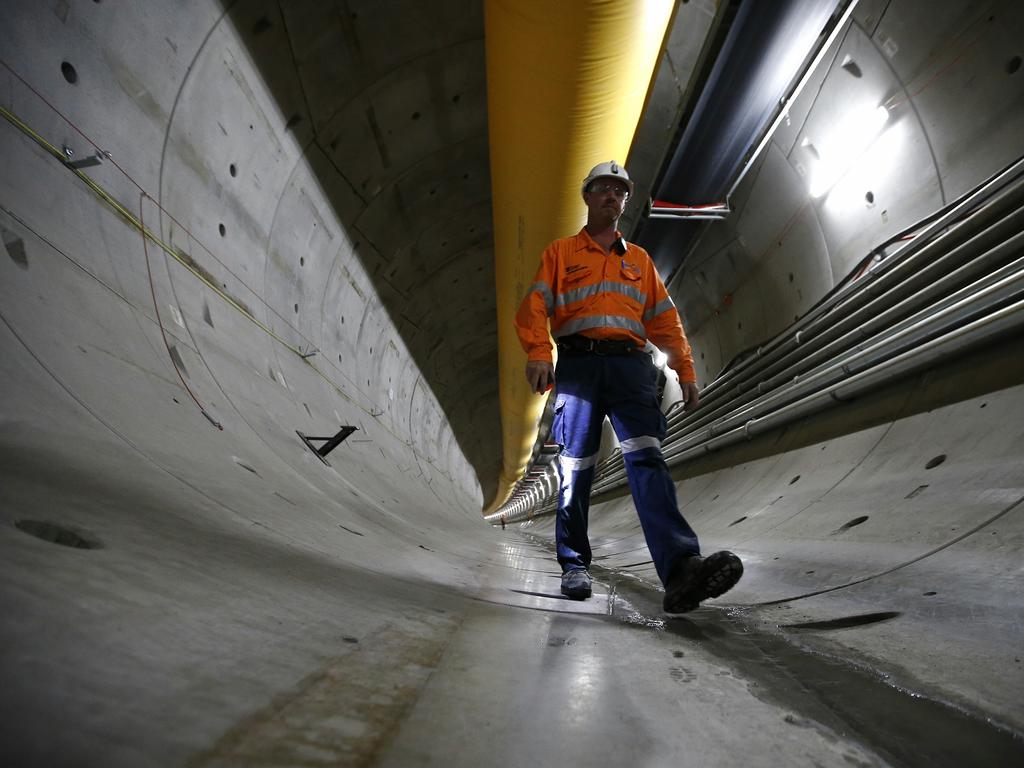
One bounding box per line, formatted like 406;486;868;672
587;338;602;355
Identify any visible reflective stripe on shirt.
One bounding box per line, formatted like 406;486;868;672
553;314;646;338
556;280;646;309
643;296;675;323
528;281;554;316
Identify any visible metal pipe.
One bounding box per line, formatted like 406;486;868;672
665;213;1024;436
585;266;1024;496
696;173;1024;405
648;214;729;221
499;163;1024;518
672;298;1024;463
703;158;1024;397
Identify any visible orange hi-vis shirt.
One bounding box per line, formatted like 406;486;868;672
515;228;697;383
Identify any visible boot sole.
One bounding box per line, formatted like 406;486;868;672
663;552;743;613
561;585;592;600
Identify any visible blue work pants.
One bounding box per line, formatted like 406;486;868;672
552;352;700;585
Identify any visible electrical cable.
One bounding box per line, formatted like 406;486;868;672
0;87;456;475
139;191;223;429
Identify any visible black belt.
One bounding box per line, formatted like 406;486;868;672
556;334;638;356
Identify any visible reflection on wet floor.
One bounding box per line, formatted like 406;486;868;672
606;572;1024;768
503;531;1024;767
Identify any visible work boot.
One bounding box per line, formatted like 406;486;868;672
663;551;743;614
560;568;593;600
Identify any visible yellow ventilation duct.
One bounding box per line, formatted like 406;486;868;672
484;0;675;514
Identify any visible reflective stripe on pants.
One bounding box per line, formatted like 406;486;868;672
551;352;700;584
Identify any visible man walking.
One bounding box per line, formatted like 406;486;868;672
514;161;743;613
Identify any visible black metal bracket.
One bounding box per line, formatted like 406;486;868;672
297;426;358;466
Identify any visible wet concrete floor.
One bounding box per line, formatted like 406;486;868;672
606;572;1024;768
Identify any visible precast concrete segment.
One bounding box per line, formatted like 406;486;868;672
526;384;1024;731
2;0;1024;765
484;0;675;513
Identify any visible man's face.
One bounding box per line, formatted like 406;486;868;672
584;179;629;224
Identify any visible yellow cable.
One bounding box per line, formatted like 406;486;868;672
484;0;675;514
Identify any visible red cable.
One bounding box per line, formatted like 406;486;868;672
1;58;245;304
1;59;145;193
139;192;223;430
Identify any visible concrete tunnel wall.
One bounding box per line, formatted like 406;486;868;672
524;0;1024;734
1;0;1023;763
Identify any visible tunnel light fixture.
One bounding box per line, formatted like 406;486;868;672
807;104;890;198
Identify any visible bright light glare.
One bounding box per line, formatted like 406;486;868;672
808;104;890;198
652;348;668;368
824;121;905;211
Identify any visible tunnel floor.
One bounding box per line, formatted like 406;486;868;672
5;493;1023;767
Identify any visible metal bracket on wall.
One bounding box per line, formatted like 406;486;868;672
62;145;110;170
297;426;358;466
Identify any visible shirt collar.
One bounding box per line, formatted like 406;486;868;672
575;227;624;254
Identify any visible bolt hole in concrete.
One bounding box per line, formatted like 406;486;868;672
61;61;77;84
15;520;101;549
729;516;747;527
923;591;938;596
1008;55;1022;75
2;231;28;268
834;515;869;534
789;474;800;485
925;454;947;469
218;222;226;237
229;163;237;177
865;190;875;204
232;457;261;478
780;611;901;631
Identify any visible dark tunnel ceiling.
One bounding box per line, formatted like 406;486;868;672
638;0;843;278
224;0;500;501
223;0;833;500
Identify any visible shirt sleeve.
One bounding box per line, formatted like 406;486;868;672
641;255;697;384
514;244;557;363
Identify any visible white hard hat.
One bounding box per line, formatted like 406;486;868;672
581;161;635;200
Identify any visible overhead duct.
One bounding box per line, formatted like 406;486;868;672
483;0;675;514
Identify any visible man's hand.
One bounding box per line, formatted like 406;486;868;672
525;361;555;394
681;381;701;412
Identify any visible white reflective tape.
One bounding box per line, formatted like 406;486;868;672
556;280;646;308
554;314;646;338
528;281;554;315
619;435;661;453
643;296;676;323
558;452;599;471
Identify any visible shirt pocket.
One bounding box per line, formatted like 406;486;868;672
562;264;592;285
619;262;642;282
